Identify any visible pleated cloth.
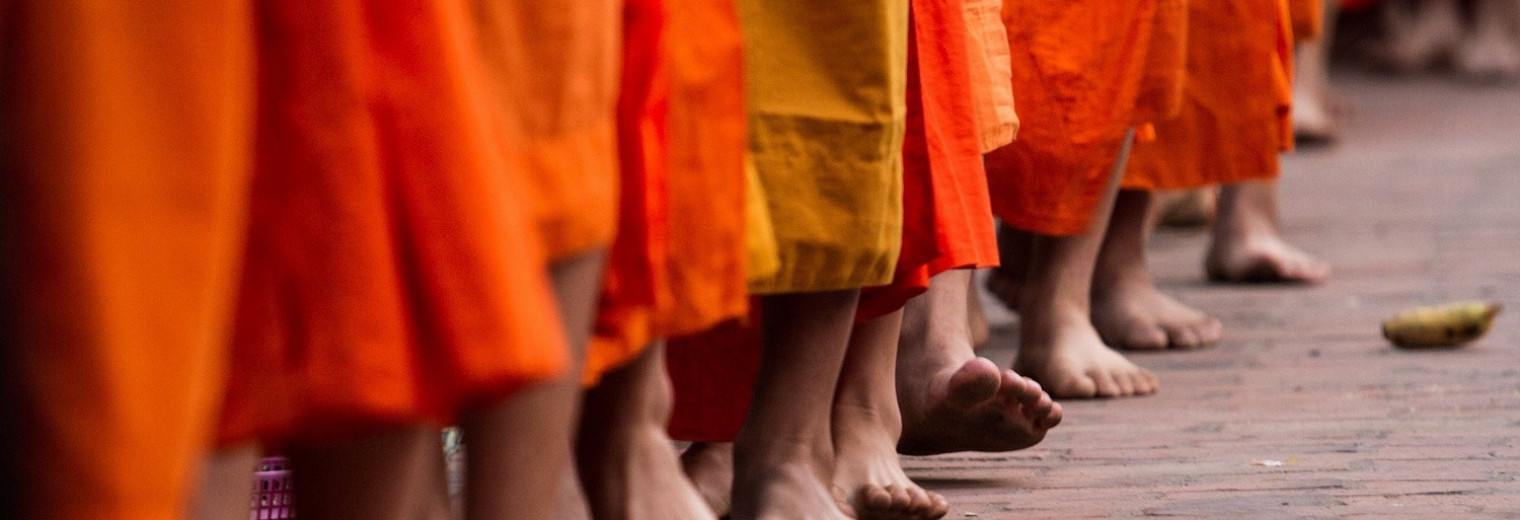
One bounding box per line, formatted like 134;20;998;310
219;0;568;445
984;0;1188;236
1124;0;1296;191
740;0;910;294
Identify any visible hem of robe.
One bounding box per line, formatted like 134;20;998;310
746;113;906;295
519;124;622;263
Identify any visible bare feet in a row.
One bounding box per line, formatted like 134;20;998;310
987;267;1160;399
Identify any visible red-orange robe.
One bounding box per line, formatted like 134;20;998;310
1124;0;1295;191
984;0;1188;236
0;4;256;518
218;0;568;445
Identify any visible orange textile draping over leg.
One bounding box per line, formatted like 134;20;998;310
1290;0;1324;41
218;0;568;445
586;0;671;384
657;0;751;337
0;4;255;518
961;0;1019;152
858;0;1000;321
985;0;1187;236
1123;0;1296;192
473;0;622;261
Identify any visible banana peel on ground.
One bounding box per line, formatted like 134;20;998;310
1382;301;1502;348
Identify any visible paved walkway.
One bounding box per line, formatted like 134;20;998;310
923;73;1520;518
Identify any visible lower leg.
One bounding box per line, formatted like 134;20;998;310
830;310;948;520
289;425;451;520
577;343;713;520
732;290;860;520
1009;132;1160;399
896;269;1062;455
462;251;606;520
190;444;261;520
1207;180;1330;283
1091;189;1223;350
1293;0;1343;143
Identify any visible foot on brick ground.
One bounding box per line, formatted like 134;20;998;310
1013;302;1160;399
1205;232;1330;284
1091;272;1223;351
897;357;1062;455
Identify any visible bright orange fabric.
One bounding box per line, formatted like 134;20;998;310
587;0;753;383
586;0;671;383
1289;0;1324;41
984;0;1187;236
657;0;751;337
218;0;569;444
859;0;1000;321
961;0;1019;152
1124;0;1296;191
474;0;622;261
0;4;255;518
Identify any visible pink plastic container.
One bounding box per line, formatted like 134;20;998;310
251;457;294;519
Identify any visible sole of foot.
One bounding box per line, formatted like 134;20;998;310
899;357;1062;455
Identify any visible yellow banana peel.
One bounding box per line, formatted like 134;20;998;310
1382;301;1502;348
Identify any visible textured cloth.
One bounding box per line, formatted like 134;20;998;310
586;0;754;382
858;0;1001;321
741;0;910;294
586;0;670;383
1289;0;1324;41
0;4;256;518
961;0;1019;152
219;0;568;444
984;0;1187;236
1124;0;1295;191
474;0;621;261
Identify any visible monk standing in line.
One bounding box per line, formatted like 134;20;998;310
984;0;1190;398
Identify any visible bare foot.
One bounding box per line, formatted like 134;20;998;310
680;442;734;517
1092;279;1222;350
1454;5;1520;82
1014;308;1159;399
968;279;992;350
732;460;855;520
1205;233;1330;284
831;406;948;520
897;357;1061;455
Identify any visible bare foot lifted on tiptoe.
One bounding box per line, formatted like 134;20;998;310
1091;279;1223;350
1206;233;1330;284
897;357;1062;455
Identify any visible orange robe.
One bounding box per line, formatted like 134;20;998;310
858;0;1000;320
218;0;568;445
585;0;753;383
1290;0;1324;41
586;0;670;382
0;4;255;518
669;0;996;438
985;0;1188;236
474;0;622;262
1124;0;1295;191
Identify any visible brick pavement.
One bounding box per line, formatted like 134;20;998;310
922;73;1520;519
